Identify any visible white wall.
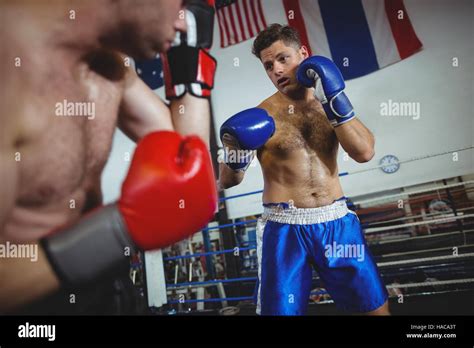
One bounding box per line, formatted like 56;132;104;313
102;0;474;221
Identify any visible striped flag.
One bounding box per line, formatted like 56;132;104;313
216;0;423;80
216;0;268;48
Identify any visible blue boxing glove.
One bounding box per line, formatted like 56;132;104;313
220;108;275;171
297;56;355;127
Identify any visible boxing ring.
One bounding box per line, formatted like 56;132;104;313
142;147;474;315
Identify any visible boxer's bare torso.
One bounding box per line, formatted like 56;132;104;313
257;92;344;208
2;6;128;243
0;0;209;310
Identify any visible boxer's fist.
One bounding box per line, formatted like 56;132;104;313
42;131;217;285
118;131;217;249
297;56;355;127
220;108;275;171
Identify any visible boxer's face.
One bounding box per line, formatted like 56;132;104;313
116;0;187;59
260;40;309;96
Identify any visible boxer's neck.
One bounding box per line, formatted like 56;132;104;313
54;0;121;53
279;87;314;105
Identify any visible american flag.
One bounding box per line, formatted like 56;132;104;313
134;56;164;90
215;0;268;48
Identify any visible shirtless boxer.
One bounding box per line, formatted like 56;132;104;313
219;24;389;315
0;0;217;313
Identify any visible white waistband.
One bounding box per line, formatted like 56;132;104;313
262;200;350;225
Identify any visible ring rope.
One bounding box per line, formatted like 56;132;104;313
218;148;473;203
366;208;474;226
377;252;474;267
166;253;473;290
168;296;253;304
167;279;474;305
202;219;257;232
220;190;264;202
364;214;474;234
370;229;474;247
340;146;473;177
354;180;474;206
169;290;329;304
166;230;472;267
167;276;258;289
375;243;474;260
164;246;254;261
386;278;474;289
196;210;471;237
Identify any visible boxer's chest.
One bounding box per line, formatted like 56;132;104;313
264;104;337;158
16;51;124;207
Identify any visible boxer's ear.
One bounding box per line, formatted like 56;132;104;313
300;45;309;59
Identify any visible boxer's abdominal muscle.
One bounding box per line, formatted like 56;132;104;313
2;49;126;243
258;95;344;208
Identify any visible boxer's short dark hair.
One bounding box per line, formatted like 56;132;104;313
252;24;302;59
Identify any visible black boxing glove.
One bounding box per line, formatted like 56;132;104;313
162;0;217;99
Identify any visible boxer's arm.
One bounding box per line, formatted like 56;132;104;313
0;244;60;312
118;68;211;148
218;162;245;190
161;0;215;149
335;118;375;163
169;96;211;148
118;69;174;143
296;56;374;162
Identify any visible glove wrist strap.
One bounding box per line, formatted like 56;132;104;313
163;47;216;99
41;204;136;286
223;147;254;172
320;91;356;127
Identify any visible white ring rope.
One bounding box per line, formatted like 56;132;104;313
365;214;474;234
372;230;474;251
353;180;474;206
346;146;473;177
375;243;474;260
367;207;474;226
387;278;474;289
377;252;474;267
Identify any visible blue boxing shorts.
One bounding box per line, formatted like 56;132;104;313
255;199;388;315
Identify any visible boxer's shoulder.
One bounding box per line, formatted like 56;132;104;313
83;50;128;83
257;93;280;117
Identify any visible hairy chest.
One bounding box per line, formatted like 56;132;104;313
263;104;338;159
15;50;126;206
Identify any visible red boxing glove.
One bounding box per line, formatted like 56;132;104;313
118;131;217;249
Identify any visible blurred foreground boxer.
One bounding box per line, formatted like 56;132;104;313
219;24;389;315
0;0;217;313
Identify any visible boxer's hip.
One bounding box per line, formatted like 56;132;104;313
261;198;351;225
